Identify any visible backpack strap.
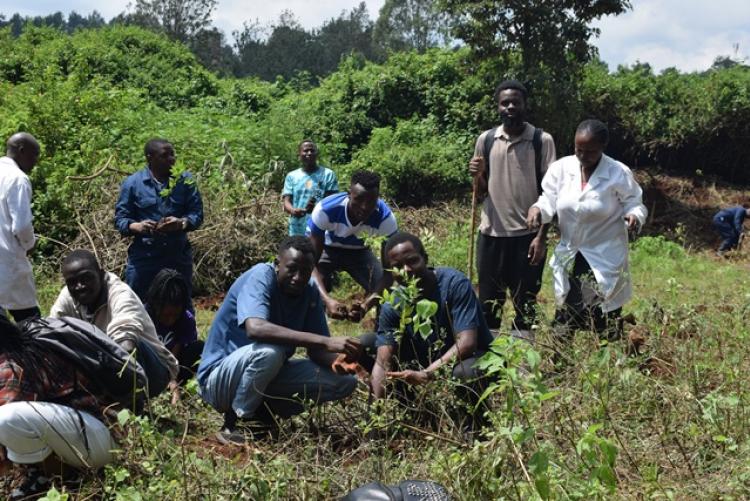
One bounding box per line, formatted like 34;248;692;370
482;127;498;183
533;127;543;194
484;126;543;193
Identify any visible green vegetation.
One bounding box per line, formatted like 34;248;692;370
2;25;748;263
22;215;750;499
1;23;750;499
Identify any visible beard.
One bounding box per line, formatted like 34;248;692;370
500;111;524;128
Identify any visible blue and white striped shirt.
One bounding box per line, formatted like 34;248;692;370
307;192;398;249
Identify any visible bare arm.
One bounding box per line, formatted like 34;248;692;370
424;328;477;373
309;233;347;319
468;157;488;197
283;195;305;217
308;347;338;368
245;317;361;359
371;344;394;399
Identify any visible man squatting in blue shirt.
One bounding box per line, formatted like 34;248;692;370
114;139;204;304
371;232;495;425
712;205;750;256
198;236;362;444
282;140;339;236
307;170;398;322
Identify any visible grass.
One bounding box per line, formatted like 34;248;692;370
9;202;750;500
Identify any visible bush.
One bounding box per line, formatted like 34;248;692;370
582;61;750;181
343;117;473;205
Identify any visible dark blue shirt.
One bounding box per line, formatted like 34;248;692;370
376;267;493;364
714;206;747;234
197;263;329;387
114;167;203;258
149;309;198;351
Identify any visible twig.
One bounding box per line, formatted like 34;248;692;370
36;234;72;249
67;155;115;181
77;220;99;263
508;436;533;485
399;422;465;447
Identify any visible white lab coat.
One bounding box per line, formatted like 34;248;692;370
532;154;647;312
0;156;37;310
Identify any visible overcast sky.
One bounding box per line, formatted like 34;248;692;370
1;0;748;72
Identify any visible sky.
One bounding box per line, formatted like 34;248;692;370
0;0;748;73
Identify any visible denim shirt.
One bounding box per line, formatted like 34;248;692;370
114;167;203;258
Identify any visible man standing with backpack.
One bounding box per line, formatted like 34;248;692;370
468;80;556;341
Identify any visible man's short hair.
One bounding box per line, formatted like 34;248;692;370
298;139;317;151
62;249;101;272
494;79;528;102
144;138;172;158
576;119;609;146
383;231;428;267
278;236;315;260
350;170;381;192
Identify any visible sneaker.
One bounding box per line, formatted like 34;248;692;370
10;466;52;500
216;426;248;446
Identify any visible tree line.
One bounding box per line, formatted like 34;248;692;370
0;0;454;80
1;1;642;83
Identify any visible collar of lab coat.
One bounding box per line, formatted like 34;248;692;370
574;154;613;194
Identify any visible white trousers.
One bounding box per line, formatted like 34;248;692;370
0;402;114;468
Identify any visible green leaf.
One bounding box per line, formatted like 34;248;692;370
595;465;617;489
526;348;541;370
117;408;131;426
539;390;560;401
416;299;438;318
600;441;618;466
528;450;549;474
534;476;550;500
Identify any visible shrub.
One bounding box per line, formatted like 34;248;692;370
342;117;474;205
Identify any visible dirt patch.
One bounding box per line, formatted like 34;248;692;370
636;169;750;250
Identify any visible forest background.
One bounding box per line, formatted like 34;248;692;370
2;0;750;499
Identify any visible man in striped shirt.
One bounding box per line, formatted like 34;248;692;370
307;170;398;321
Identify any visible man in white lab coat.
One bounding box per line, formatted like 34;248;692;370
0;132;41;322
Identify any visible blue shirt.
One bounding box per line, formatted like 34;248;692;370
282;166;338;236
307;192;398;249
197;263;329;386
114;167;204;259
714;206;747;234
148;309;198;351
376;267;493;364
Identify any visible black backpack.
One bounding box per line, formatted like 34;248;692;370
21;316;147;411
483;126;544;194
341;481;451;501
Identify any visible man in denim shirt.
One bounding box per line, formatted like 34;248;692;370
114;139;204;302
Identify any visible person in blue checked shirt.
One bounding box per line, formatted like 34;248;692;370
282;140;338;236
114;139;204;303
713;205;750;256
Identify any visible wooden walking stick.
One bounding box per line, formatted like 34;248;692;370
468;176;479;284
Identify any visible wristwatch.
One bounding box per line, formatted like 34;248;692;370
180;218;189;231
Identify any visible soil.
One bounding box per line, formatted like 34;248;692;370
636;169;750;250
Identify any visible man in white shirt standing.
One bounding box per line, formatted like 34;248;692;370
0;133;41;322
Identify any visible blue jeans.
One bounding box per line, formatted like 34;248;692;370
125;246;193;308
200;343;357;419
136;339;171;398
713;219;740;251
